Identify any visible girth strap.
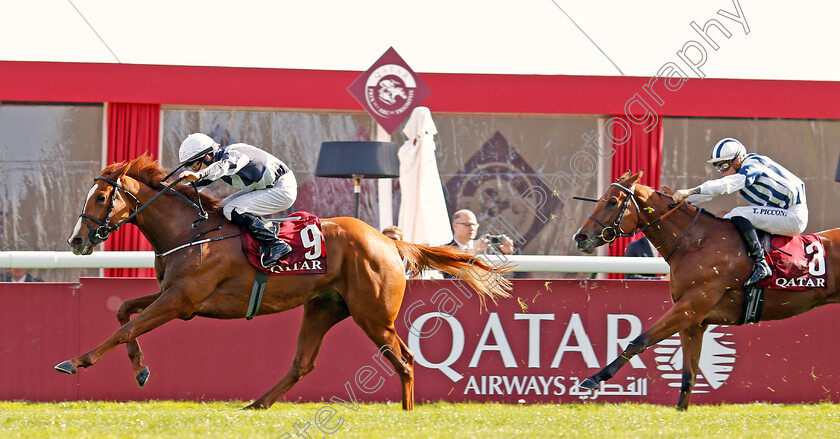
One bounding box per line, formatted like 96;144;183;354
740;285;765;325
245;271;269;320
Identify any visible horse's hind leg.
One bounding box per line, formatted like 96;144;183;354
676;324;706;411
116;292;162;387
246;293;350;410
354;320;415;411
54;291;192;375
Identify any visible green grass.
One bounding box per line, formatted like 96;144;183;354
1;400;839;438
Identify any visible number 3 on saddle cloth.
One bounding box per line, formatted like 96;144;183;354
240;211;327;275
756;234;827;290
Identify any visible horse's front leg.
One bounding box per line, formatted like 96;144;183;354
116;292;162;387
54;290;193;375
676;323;707;411
580;300;707;391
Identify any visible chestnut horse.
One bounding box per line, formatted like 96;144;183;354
572;170;840;410
56;155;511;410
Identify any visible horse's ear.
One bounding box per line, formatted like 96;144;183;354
628;170;644;184
660;185;675;195
113;161;132;179
620;170;632;179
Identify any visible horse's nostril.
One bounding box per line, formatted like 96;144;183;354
574;233;588;243
70;237;83;247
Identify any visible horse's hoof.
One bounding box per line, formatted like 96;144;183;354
579;378;599;390
135;367;150;388
54;361;77;375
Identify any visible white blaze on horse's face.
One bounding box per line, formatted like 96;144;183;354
68;182;110;255
68;184;98;245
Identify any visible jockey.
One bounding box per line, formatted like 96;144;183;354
177;133;297;268
673;137;808;286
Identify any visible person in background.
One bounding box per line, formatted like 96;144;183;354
382;225;403;241
2;268;43;282
624;236;668;280
446;209;515;255
177;133;297;268
443;209;516;280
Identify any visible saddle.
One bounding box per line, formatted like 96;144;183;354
756;233;826;290
239;211;327;320
240;211;327;276
741;233;826;325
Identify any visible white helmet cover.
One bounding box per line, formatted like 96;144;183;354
178;133;219;164
708;137;746;163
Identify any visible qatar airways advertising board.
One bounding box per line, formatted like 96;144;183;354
385;279;839;405
1;278;838;405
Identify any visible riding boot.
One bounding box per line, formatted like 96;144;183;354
730;216;772;286
230;211;292;267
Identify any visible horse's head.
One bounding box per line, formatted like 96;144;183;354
572;170;644;253
67;162;140;255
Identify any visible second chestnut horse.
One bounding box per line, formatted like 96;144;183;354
573;170;840;410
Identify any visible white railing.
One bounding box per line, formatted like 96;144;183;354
0;251;670;274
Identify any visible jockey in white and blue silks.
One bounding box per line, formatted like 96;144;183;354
673;137;808;286
177;133;297;267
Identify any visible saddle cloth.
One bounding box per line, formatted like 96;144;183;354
241;211;327;275
756;234;826;290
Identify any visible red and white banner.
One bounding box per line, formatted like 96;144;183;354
1;278;837;405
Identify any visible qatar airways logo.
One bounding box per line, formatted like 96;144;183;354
653;325;736;392
406;312;736;397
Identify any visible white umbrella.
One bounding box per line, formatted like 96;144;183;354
397;107;453;246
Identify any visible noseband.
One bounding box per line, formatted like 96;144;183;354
588;182;641;243
78;175;208;245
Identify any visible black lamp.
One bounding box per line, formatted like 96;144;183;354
315;141;400;218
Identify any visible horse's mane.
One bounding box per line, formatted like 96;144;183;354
102;154;222;212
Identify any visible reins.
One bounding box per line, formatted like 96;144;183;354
79;174;212;249
155;226;243;259
638;197;687;234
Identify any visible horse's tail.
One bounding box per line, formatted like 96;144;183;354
394;241;513;307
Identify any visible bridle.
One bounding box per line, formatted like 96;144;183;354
79;177;140;245
586;182;642;243
78;175;208;245
581;181;701;261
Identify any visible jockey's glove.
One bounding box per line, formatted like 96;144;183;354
673;187;700;202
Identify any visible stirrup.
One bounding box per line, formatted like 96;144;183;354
260;242;292;268
744;259;772;286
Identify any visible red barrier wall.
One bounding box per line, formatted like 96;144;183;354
1;278;838;406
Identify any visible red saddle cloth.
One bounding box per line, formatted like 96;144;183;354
241;211;327;275
756;234;827;290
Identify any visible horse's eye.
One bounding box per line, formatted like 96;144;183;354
607;198;618;207
96;195;106;203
